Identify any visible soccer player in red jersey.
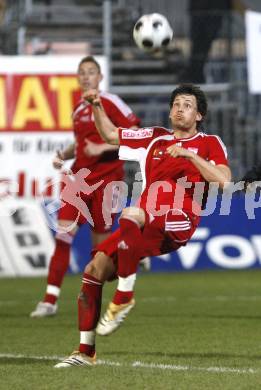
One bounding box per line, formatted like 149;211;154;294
30;56;140;318
54;84;231;367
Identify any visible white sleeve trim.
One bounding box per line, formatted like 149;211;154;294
101;91;132;115
211;135;228;159
118;145;146;162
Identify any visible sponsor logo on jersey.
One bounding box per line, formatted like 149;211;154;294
118;240;129;250
153;148;164;159
122;128;154;139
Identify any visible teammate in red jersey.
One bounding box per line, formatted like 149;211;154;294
54;84;231;367
30;56;140;318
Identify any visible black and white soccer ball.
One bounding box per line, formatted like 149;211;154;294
133;13;173;52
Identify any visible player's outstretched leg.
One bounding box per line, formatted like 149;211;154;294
54;251;115;368
96;210;144;336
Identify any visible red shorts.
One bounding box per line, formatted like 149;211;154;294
58;173;123;234
93;206;200;259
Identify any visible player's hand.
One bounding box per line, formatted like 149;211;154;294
241;166;261;183
53;150;64;169
166;145;194;159
241;165;261;191
84;139;104;157
82;89;101;106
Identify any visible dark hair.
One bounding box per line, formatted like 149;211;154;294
78;56;101;73
169;83;208;130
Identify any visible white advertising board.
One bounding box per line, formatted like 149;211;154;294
0;132;74;199
0;55;108;276
0;199;54;277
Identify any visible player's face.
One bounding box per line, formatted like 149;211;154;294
77;61;103;92
169;94;202;132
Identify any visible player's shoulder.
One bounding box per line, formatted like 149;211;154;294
100;91;134;115
200;132;228;156
100;91;119;100
73;99;85;110
153;126;174;136
201;132;226;145
100;91;126;106
200;131;220;139
72;99;86;116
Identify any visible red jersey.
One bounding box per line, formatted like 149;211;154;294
71;91;140;183
118;126;228;215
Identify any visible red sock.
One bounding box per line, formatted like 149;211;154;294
117;217;143;277
43;238;71;304
79;343;96;357
113;290;134;305
113;217;142;305
78;273;103;356
44;293;57;305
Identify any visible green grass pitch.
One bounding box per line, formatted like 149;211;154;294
1;270;261;389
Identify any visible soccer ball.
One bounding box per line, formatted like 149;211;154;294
133;13;173;52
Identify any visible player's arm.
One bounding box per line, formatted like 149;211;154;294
83;89;119;145
188;154;231;188
53;143;75;169
96;143;119;152
84;139;119;157
86;124;138;153
60;143;75;160
166;145;231;188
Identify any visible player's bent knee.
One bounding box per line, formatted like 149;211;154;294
120;207;145;227
84;251;116;282
55;219;78;243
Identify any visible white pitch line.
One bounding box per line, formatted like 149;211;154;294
1;295;261;307
131;361;257;374
0;353;62;361
0;353;258;375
